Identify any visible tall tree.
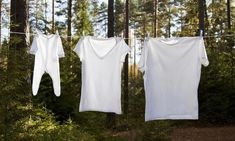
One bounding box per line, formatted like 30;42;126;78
96;2;108;37
124;0;129;117
198;0;204;36
44;0;47;32
106;0;116;129
90;0;99;34
153;0;157;37
0;0;2;49
10;0;28;48
226;0;233;89
108;0;114;37
67;0;72;43
227;0;231;30
52;0;55;32
180;0;198;36
4;1;29;140
73;0;92;37
29;0;47;31
55;0;67;32
114;0;124;36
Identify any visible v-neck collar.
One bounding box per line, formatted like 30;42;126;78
88;36;122;59
37;29;57;39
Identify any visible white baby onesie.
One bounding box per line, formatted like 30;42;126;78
30;30;65;96
138;37;209;121
73;36;130;114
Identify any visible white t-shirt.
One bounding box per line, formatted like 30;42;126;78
138;37;209;121
74;36;130;114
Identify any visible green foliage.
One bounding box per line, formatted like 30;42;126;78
199;43;235;123
95;2;108;37
29;0;50;32
114;0;125;36
9;105;95;141
73;0;93;37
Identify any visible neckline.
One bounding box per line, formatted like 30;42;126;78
157;37;180;45
37;30;57;39
88;36;122;59
151;37;201;46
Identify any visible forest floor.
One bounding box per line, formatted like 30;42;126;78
105;124;235;141
170;125;235;141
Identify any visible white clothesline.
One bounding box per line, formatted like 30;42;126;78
2;31;235;39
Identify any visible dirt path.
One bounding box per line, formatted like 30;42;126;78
171;126;235;141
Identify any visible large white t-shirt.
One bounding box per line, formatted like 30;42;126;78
138;37;209;121
74;36;130;114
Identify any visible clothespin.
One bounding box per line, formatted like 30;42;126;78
145;32;150;40
56;30;59;35
200;29;203;37
121;31;124;38
147;32;150;38
36;29;40;34
82;31;85;37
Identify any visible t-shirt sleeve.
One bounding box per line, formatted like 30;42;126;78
29;36;38;55
73;36;85;62
199;38;209;67
138;39;148;72
57;36;65;58
120;39;131;62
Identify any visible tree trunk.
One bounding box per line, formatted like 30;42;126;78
204;0;209;35
124;0;129;116
108;0;114;37
226;0;233;88
52;0;55;32
198;0;204;36
44;0;47;33
106;0;116;129
35;1;38;29
153;0;157;37
6;1;28;140
168;16;171;38
67;0;72;43
227;0;231;29
143;0;146;37
0;0;2;49
10;0;28;48
143;14;146;37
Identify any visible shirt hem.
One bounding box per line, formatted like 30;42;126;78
145;115;198;121
80;109;122;115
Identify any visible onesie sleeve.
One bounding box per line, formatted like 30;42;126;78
199;38;209;67
120;39;131;62
29;36;38;55
73;36;85;62
57;36;65;58
138;39;148;72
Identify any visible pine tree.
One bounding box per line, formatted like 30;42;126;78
29;0;48;32
114;0;125;36
73;0;93;38
96;2;108;37
90;0;99;36
54;0;67;32
52;0;55;32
